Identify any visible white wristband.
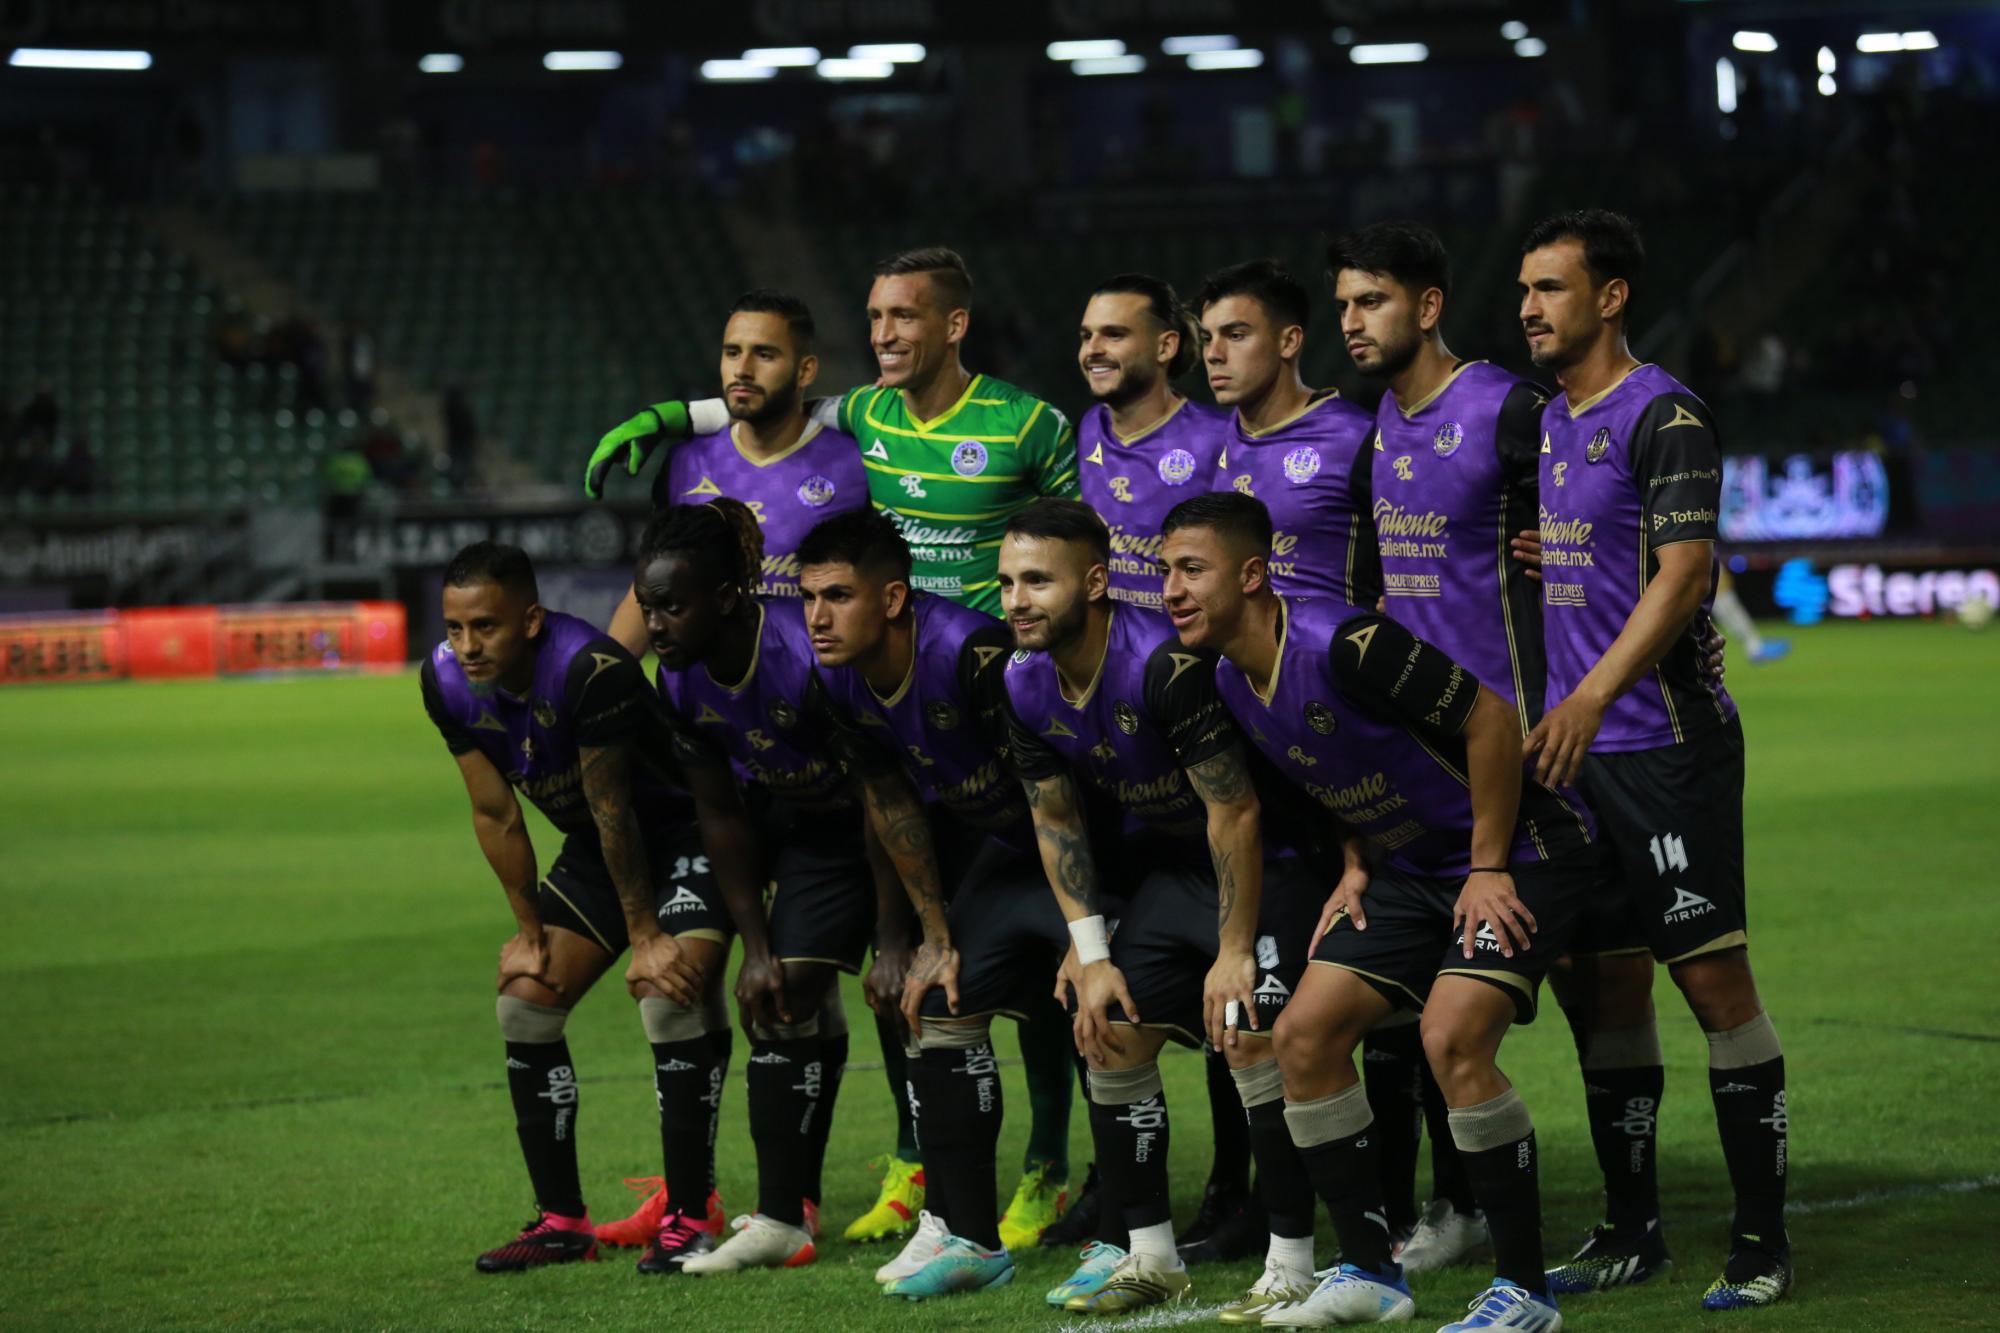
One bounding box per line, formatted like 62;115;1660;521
686;397;729;436
1068;915;1111;966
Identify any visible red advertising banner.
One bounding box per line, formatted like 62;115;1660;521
0;603;406;685
0;612;125;685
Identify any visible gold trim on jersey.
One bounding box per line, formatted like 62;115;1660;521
1396;360;1483;419
1108;395;1190;447
870;633;920;709
1664;929;1748;965
730;419;824;468
1249;597;1291;706
1494;488;1531;735
1638;525;1685;743
540;877;615;954
1409;728;1471;788
1311;958;1425;1009
1059;604;1114;709
711;601;766;695
1564;362;1651;418
1238;388;1343;440
1438;965;1532;1001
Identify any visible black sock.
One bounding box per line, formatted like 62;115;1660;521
1080;1058;1129;1249
1363;1025;1425;1233
1421;1064;1477;1214
1246;1096;1316;1239
746;1037;824;1226
1288;1098;1394;1274
1087;1080;1172;1233
914;1040;1003;1248
1018;1004;1074;1177
1583;1064;1664;1230
504;1039;584;1218
651;1035;723;1218
1454;1121;1547;1293
879;1017;920;1162
706;1028;733;1195
802;1033;849;1206
1204;1046;1252;1196
1710;1055;1788;1244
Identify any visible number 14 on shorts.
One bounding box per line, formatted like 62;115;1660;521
1649;833;1689;876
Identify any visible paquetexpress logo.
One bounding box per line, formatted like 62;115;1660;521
1771;558;1828;625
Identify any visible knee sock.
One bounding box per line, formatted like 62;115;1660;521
640;997;724;1218
801;1032;847;1206
1706;1013;1788;1245
1204;1044;1253;1196
1420;1061;1478;1215
1017;1005;1075;1178
498;996;585;1219
1284;1083;1394;1275
1086;1062;1173;1256
705;1027;733;1195
1580;1021;1665;1231
1449;1089;1547;1294
878;1014;921;1164
746;1023;826;1228
1363;1019;1426;1233
1232;1058;1316;1272
1081;1057;1130;1250
914;1032;1004;1248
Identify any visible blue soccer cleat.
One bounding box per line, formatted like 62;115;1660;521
1437;1280;1561;1331
1262;1263;1415;1325
1045;1239;1125;1306
881;1234;1014;1300
1700;1238;1792;1310
1546;1220;1672;1294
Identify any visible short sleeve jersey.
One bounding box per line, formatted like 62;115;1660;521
1076;398;1231;610
1219;392;1380;606
1538;364;1737;751
838;375;1078;614
1365;362;1549;729
420;611;692;837
1213;599;1594;878
656;420;869;598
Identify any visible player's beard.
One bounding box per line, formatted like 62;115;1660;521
1357;327;1421;381
728;376;800;425
1095;360;1156;411
1033;597;1091;656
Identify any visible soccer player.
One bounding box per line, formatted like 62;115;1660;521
630;499;915;1274
420;542;769;1275
1161;493;1600;1331
1329;220;1555;1274
590;249;1082;1242
1069;272;1264;1264
793;508;1071;1300
1519;209;1790;1310
996;498;1334;1319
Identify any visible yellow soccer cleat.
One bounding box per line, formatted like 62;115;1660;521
997;1162;1069;1253
844;1155;926;1244
1066;1252;1193;1315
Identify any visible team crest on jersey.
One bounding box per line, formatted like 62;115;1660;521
925;700;960;730
1282;446;1321;485
951;441;989;477
1434;422;1463;457
1587;428;1612;463
1114;701;1140;735
1305;701;1336;735
796;475;836;508
1392;455;1414;481
532;699;558;729
1011;648;1032;664
1158;448;1198;486
768;698;798;728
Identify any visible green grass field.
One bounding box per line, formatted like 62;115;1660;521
5;620;1999;1330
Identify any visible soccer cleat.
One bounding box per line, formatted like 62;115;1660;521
594;1176;725;1248
1435;1280;1561;1331
1046;1240;1127;1307
803;1198;821;1240
1039;1162;1104;1248
1178;1182;1266;1264
1068;1251;1193;1314
882;1235;1015;1300
1262;1264;1414;1326
1544;1220;1671;1294
1394;1200;1493;1275
678;1213;815;1274
475;1211;598;1273
845;1155;926;1243
635;1209;714;1276
1699;1237;1792;1310
997;1162;1068;1251
1220;1264;1321;1326
1748;640;1792;665
875;1208;951;1285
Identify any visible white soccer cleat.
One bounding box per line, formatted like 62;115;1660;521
874;1208;950;1285
677;1213;815;1274
1394;1200;1492;1275
1262;1264;1415;1326
1435;1280;1562;1331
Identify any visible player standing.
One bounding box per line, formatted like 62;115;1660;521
1519;209;1790;1310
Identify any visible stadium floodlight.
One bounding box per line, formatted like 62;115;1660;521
1187;48;1264;70
700;59;778;81
1350;43;1429;65
8;47;153;71
817;57;893;80
1732;32;1778;54
742;47;820;66
1072;54;1147;75
1047;40;1125;61
1162;35;1238;55
418;53;463;74
1857;31;1939;53
1500;21;1529;41
848;43;926;63
1818;46;1836;74
543;51;622;71
1818;72;1837;96
1514;37;1547;58
1716;56;1738;113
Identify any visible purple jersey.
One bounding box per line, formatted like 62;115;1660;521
1219;391;1379;606
1539;365;1737;751
1214;598;1594;878
657;600;849;812
657;420;868;598
421;611;691;836
1078;399;1231;610
1366;362;1549;729
816;594;1031;846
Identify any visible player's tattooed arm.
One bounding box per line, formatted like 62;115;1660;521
581;741;701;1005
1020;770;1104;921
1187;745;1265;1045
858;769;950;944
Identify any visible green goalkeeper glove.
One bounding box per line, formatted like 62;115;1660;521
584;401;690;499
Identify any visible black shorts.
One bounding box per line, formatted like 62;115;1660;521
764;806;875;974
918;837;1070;1022
1568;716;1748;965
538;822;731;955
1311;854;1596;1024
1089;855;1322;1046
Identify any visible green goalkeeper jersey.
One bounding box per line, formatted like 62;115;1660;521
833;374;1078;616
